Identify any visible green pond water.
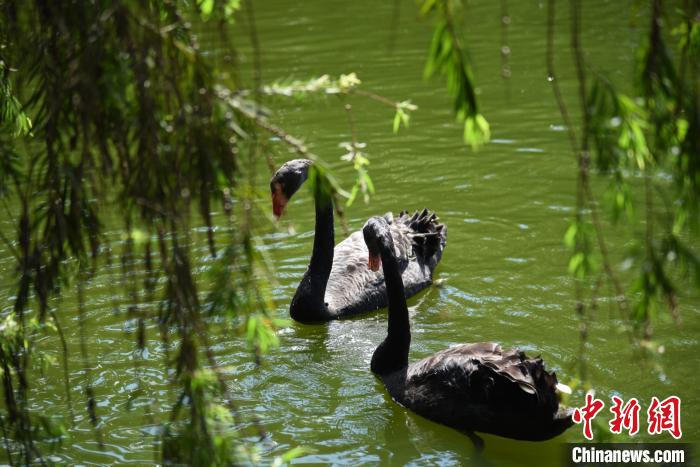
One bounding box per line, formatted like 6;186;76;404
1;0;699;465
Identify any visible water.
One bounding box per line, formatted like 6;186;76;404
1;0;699;465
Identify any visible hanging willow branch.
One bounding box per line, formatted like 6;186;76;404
0;1;423;463
547;0;699;385
421;0;491;149
0;1;292;463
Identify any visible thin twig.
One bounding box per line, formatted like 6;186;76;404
351;89;400;108
570;0;633;336
245;0;262;104
387;0;401;53
500;0;511;100
546;0;579;155
48;307;75;424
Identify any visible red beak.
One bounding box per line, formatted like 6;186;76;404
272;190;287;219
368;253;381;272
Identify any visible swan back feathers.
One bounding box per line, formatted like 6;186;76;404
406;342;560;414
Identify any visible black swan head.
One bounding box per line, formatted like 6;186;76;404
270;159;313;218
362;216;393;272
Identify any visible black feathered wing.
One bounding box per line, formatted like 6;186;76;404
325;209;446;318
399;343;572;440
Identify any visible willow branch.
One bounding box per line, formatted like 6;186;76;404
570;0;632;329
351;89;402;108
48;308;75;424
546;0;579;155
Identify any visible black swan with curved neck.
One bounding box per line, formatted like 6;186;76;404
271;159;447;323
362;215;573;447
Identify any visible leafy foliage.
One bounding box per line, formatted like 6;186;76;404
0;71;31;136
0;1;422;463
0;0;696;463
0;0;284;463
550;0;699;370
340;141;374;206
421;0;490;149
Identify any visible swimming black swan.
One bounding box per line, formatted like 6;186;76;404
270;159;447;323
362;216;573;448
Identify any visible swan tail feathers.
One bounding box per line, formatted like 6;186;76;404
486;353;574;437
399;208;447;270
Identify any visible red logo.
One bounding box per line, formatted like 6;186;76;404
647;396;682;439
572;393;605;440
609;396;640;436
572;394;682;440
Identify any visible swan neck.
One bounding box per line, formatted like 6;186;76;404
383;246;410;343
371;242;410;374
309;191;334;280
289;189;334;322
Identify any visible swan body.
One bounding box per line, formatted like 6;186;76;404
362;216;573;444
271;159;446;323
380;343;574;442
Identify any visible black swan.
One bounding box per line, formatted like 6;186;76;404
270;159;447;323
362;215;573;448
